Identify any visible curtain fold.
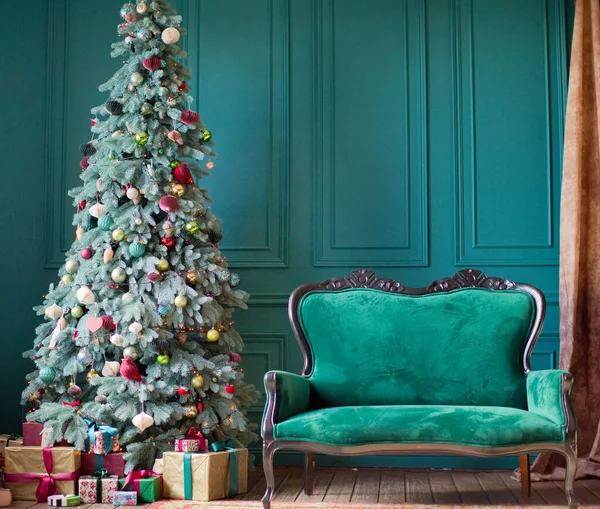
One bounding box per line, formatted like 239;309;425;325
531;0;600;481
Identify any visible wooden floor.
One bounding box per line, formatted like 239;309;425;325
7;468;600;507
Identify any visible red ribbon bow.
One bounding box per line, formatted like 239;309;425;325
122;469;161;495
186;428;207;451
5;447;80;502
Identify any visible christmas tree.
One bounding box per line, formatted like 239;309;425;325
21;0;259;470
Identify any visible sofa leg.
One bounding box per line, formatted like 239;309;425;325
564;446;578;508
304;452;316;495
519;454;530;499
262;444;276;509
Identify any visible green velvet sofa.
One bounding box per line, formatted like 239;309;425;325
261;269;577;508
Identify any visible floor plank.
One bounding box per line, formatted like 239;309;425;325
428;470;461;504
532;479;569;505
272;468;304;502
233;467;263;500
451;471;490;504
350;469;381;503
476;472;519;505
497;470;547;505
580;478;600;500
573;480;600;505
378;469;405;504
238;465;288;501
8;503;38;509
405;471;433;504
294;468;335;503
322;468;357;503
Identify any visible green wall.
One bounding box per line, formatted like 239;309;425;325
2;0;571;469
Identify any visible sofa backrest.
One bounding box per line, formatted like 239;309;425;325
295;283;537;409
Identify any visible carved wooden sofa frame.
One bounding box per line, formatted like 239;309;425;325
261;269;577;508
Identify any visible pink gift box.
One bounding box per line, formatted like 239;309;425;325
79;474;118;503
174;427;206;453
22;423;69;447
81;452;125;478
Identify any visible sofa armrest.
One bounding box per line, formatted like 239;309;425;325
526;369;573;429
262;371;311;438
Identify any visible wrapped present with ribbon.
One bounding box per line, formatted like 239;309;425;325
113;490;137;506
79;470;119;504
47;494;81;506
163;440;248;501
120;470;162;503
0;434;22;468
22;423;69;447
174;427;207;453
4;447;80;502
85;420;119;455
81;451;125;477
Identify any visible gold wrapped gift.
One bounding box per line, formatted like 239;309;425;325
163;449;248;501
5;447;80;501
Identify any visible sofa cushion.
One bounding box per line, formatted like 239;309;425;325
298;288;534;408
273;405;564;447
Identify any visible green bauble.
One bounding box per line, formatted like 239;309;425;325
98;215;114;232
158;149;165;155
108;150;117;160
134;132;149;145
140;103;154;116
129;242;146;258
39;366;57;384
71;305;84;318
201;129;212;142
61;274;74;285
184;221;200;235
169;159;181;169
156;353;170;365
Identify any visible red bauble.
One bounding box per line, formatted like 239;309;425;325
73;330;79;339
102;315;116;331
147;271;162;282
173;164;193;184
108;281;116;289
196;401;204;413
227;351;242;364
78;200;87;211
181;110;199;125
80;158;90;170
80;248;93;260
178;81;187;92
91;118;98;126
177;387;190;396
38;388;45;395
161;236;176;249
143;57;162;72
159;195;179;212
225;385;235;394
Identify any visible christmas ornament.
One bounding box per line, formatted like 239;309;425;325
128;322;143;334
215;268;231;282
205;160;215;171
168;130;183;145
181;110;199;125
161;236;176;249
89;203;106;218
107;150;118;160
177;386;190;396
49;316;67;348
39;367;57;384
184;221;200;234
45;304;63;320
228;351;242;363
161;27;180;44
76;226;85;241
177;331;188;345
225;385;235;394
171;183;185;197
122;292;135;303
96;178;104;192
178;81;187;92
167;96;177;106
76;286;95;305
80;157;90;170
67;384;82;397
123;346;139;360
206;329;220;342
147;271;162;283
156;353;170;365
196;401;204;413
156;258;169;271
121;357;142;381
80;247;93;260
173;163;193;184
134;131;149;145
141;103;153;116
143;56;161;71
110;333;125;346
86;369;99;382
162;221;174;237
184;404;198;418
229;273;241;287
112;228;125;241
95;394;107;403
103;248;114;264
201;129;212;142
78;200;87;211
102;315;116;330
130;72;144;86
70;306;84;319
86;317;103;333
126;186;140;200
102;361;120;377
98;215;114;231
129;242;146;257
158;305;169;315
136;1;148;13
80;142;96;157
191;375;204;388
111;267;127;283
135;217;143;225
174;295;188;308
105;100;123;115
211;377;218;383
76;348;93;365
127;83;136;92
185;271;198;285
169;159;181;169
159;195;179;212
132;411;154;431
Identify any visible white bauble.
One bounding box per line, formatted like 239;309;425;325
136;1;148;13
45;304;63;320
161;27;180;44
128;322;143;334
109;334;126;347
65;259;79;274
102;361;121;377
103;248;114;264
162;221;174;237
76;286;95;305
122;292;135;304
132;411;154;431
89;203;106;218
75;225;85;241
111;267;127;283
126;187;140;200
96;178;103;192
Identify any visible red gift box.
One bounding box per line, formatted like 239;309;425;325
81;452;125;478
22;423;69;447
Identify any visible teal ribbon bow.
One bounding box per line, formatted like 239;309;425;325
85;420;118;455
208;440;239;497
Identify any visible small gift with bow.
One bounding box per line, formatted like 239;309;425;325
163;440;248;501
4;447;80;502
174;427;207;453
119;470;163;502
78;469;119;504
85;421;119;455
47;494;81;506
112;490;137;506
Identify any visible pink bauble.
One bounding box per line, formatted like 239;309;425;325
143;57;162;72
227;351;242;363
168;130;184;145
80;158;90;170
181;110;200;125
125;13;137;22
159;195;179;212
173;164;193;184
80;248;93;260
147;272;162;282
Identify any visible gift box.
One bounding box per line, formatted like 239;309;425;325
22;423;69;447
163;446;248;501
81;452;125;477
120;471;162;503
79;473;119;503
85;421;119;455
174;427;206;453
0;488;11;507
4;447;80;502
0;434;22;467
113;490;137;506
152;458;163;474
47;494;81;506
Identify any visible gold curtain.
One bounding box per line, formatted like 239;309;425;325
532;0;600;480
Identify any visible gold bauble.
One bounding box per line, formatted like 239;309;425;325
191;375;204;388
184;404;198;418
185;271;198;285
86;369;99;382
174;295;188;308
156;258;169;272
171;183;185;197
177;331;188;345
206;329;220;342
